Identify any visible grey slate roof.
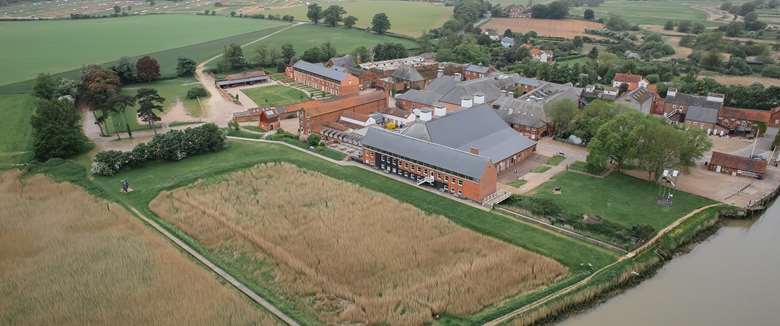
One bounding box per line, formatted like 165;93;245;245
392;64;424;82
397;75;529;107
362;127;491;180
329;55;354;68
465;64;490;74
685;105;719;124
492;95;548;128
439;77;504;105
402;104;537;163
666;93;722;110
293;60;348;81
397;89;442;106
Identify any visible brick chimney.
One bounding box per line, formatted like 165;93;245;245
470;146;480;155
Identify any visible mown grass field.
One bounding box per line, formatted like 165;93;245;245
242;85;309;107
151;163;567;325
530;171;716;229
0;15;289;87
264;0;452;36
567;0;713;26
33;139;615;324
0;170;281;326
0;94;35;166
240;24;419;61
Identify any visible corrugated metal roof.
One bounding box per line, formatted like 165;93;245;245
362;127;491;180
293;60;349;81
686;105;719;124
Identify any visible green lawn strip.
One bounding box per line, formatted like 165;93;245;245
531;165;552;173
0;23;290;95
241;126;266;133
241;85;309;107
508;179;528;188
530;171;716;230
659;206;722;250
0;16;290;88
226;129;264;139
104;77;202;134
263;0;452;37
0;94;35;165
32;140;616;324
547;155;566;166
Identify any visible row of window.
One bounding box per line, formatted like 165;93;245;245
378;162;463;196
366;146;473;181
379;153;464;186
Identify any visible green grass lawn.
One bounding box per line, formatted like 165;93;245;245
508;179;528;188
241;85;309;107
104;77;203;134
264;0;452;37
547;155;566;166
531;165;552;173
530;171;716;229
568;0;714;26
239;24;418;64
0;15;289;87
0;94;35;166
32;139;615;323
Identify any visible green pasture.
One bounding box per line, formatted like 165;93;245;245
0;15;289;87
241;85;309;107
0;94;35;166
530;171;716;229
264;0;452;36
568;0;713;26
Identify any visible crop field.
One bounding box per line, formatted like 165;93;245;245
482;18;604;39
150;163;567;324
0;0;253;17
0;15;289;87
0;170;280;325
530;171;716;229
567;0;713;26
241;85;309;107
240;24;418;62
0;94;35;166
264;0;452;36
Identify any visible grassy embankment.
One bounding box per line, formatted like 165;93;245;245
30;139;617;324
241;85;309;107
264;0;452;37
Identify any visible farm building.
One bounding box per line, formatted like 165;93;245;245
285;60;360;96
358;53;435;72
661;89;724;124
216;70;269;88
501;36;516;48
232;107;281;130
290;90;388;135
396;74;526;111
612;73;648;92
464;64;491;80
717;107;773;136
491;82;582;140
708;151;767;179
616;87;656;114
391;64;426;90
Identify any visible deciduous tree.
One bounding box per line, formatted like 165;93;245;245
80;65;121;136
371;13;391;34
135;56;160;82
135;88;165;134
176;57;197;77
322;5;346;27
306;3;322;24
30;99;90;161
343;15;357;28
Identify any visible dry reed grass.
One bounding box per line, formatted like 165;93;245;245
0;171;279;326
150;163;567;325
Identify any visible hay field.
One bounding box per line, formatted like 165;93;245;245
482;18;604;39
0;171;279;326
150;163;567;325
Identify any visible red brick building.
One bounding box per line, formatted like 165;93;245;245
612;73;647;92
464;64;490;80
231;107;280;130
286;60;360;96
289;90;388;135
708;151;767;179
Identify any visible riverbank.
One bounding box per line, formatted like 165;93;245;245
503;206;727;326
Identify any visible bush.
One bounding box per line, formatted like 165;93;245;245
91;123;226;176
307;134;321;147
186;86;208;99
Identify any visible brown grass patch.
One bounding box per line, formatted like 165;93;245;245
666;36;694;59
482;18;604;39
150;163;567;325
702;74;780;87
0;171;279;326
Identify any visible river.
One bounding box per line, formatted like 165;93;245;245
558;200;780;326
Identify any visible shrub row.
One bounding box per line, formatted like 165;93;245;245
91;123;226;176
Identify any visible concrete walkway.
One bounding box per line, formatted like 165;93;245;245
483;203;723;326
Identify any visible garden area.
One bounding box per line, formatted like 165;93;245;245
241;85;309;107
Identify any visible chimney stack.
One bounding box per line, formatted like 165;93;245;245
474;92;486;105
667;88;678;98
470;146;480;155
437;67;444;78
461;96;473;108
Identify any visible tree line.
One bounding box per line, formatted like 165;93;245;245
306;3;391;34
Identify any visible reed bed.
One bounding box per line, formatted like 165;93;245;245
150;163;567;325
0;171;279;326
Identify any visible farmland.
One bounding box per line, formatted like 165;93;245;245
482;18;604;39
240;24;419;61
242;85;309;107
0;15;289;87
263;0;452;37
0;170;280;325
150;163;567;324
0;94;35;166
567;0;713;26
529;171;716;230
